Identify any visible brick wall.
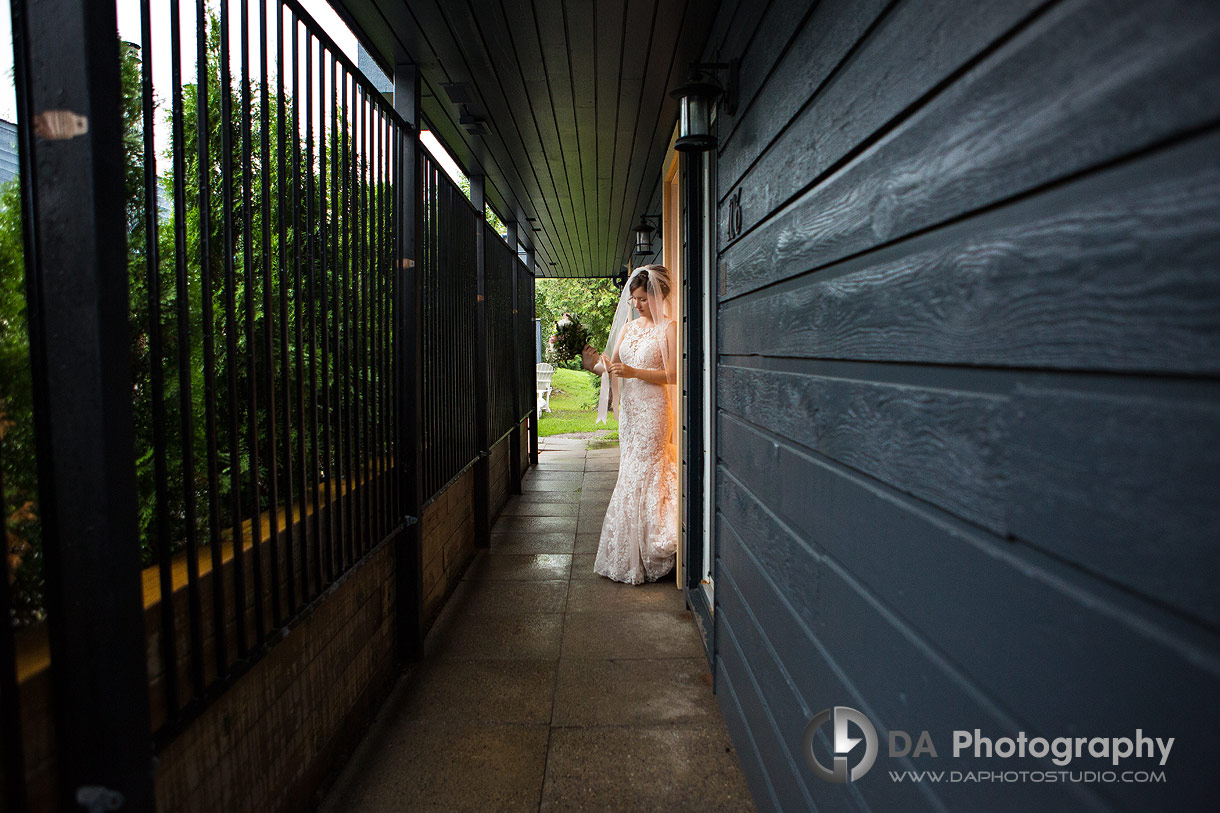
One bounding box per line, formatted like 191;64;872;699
155;536;397;812
419;467;476;628
489;433;510;520
12;430;532;811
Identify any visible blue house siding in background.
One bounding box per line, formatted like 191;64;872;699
702;0;1220;810
0;119;18;188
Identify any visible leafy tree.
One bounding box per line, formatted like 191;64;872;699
534;277;621;370
0;16;389;620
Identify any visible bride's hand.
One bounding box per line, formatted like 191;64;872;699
608;361;636;379
580;344;600;373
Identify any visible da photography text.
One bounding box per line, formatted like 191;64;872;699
802;706;1174;784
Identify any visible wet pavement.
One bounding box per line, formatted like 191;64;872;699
318;437;754;812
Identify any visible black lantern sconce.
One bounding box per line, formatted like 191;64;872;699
633;214;660;256
670;60;738;152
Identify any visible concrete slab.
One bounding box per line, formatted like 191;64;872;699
492;514;580;535
561;611;705;660
398;659;558;724
443;580;570;616
565;578;684;614
551;658;718;727
568;554;599;580
489;533;576;555
429;612;565;661
573;533;600;554
498;500;580;517
540;725;753;811
324;721;550;813
463;553;573;582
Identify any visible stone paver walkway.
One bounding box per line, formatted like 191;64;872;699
319;437;753;811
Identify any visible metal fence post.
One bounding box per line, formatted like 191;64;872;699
505;222;523;495
469;175;491;547
393;62;424;659
9;0;155;807
525;247;540;465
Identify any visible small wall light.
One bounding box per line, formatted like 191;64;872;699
670;60;737;152
633;214;659;256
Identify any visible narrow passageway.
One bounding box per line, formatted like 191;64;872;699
320;438;753;811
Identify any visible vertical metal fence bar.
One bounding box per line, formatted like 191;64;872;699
276;2;298;617
368;109;378;542
240;0;267;648
379;112;390;537
9;0;155;802
333;59;348;575
219;0;250;659
259;0;284;630
170;0;205;698
356;88;363;556
196;0;228;678
470;176;489;548
389;112;399;528
291;11;310;597
363;91;373;555
341;69;356;568
355;80;366;557
140;0;180;721
361;90;372;555
320;50;335;584
305;32;323;595
370;108;381;544
424;155;431;501
394;59;423;655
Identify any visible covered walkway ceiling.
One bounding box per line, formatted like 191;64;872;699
336;0;720;278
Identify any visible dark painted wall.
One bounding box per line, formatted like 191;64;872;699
703;0;1220;809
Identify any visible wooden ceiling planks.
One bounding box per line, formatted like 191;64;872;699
336;0;720;277
593;0;626;276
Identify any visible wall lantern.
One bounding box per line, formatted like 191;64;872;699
633;215;660;256
670;60;738;152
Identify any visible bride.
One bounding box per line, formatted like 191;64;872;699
581;265;679;584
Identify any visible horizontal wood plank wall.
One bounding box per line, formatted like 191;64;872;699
705;0;1220;809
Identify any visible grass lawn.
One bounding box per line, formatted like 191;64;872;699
539;367;619;438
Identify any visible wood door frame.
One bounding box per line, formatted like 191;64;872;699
666;144;715;662
662;150;685;586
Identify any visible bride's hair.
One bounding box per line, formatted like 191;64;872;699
629;264;670;297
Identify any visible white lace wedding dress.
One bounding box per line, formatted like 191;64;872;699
593;320;678;584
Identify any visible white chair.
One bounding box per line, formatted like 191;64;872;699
535;362;555;415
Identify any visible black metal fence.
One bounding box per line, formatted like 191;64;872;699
516;259;536;423
418;147;480;502
2;0;538;803
484;224;521;442
114;0;408;735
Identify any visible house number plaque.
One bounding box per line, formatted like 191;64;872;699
727;188;743;240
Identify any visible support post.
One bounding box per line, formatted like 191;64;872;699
10;0;155;807
506;221;523;495
525;247;540;465
393;61;424;658
470;174;491;547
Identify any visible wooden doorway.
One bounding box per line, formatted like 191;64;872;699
662;149;685;586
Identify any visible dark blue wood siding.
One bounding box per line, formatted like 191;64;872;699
705;0;1220;809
